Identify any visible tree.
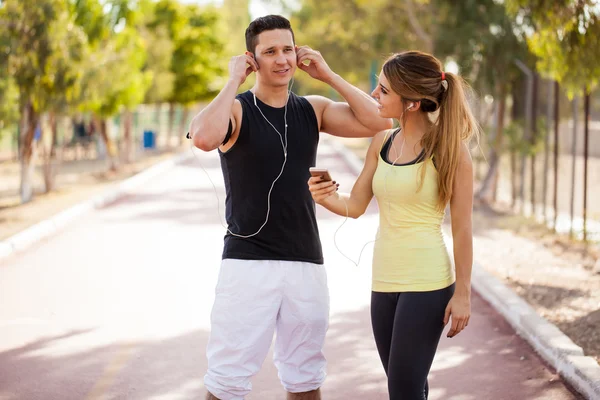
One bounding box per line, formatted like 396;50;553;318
507;0;600;93
168;5;225;147
0;70;19;149
430;0;533;203
142;0;184;143
72;0;152;167
290;0;431;96
0;0;88;202
507;0;600;238
39;9;89;192
221;0;250;57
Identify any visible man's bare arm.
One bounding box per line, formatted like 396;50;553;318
296;45;392;137
189;55;257;151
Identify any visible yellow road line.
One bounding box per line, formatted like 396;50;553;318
85;341;138;400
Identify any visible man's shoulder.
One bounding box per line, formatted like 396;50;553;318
302;94;328;106
301;94;330;116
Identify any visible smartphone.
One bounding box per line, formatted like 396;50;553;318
309;167;332;182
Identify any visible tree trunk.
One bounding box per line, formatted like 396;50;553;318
510;81;522;209
122;110;133;163
168;103;175;148
404;0;433;53
552;81;560;231
519;69;534;212
511;149;518;208
582;90;590;242
95;115;117;171
542;80;553;222
42;111;59;193
569;97;579;238
477;83;507;202
155;103;162;146
19;101;39;203
530;74;539;217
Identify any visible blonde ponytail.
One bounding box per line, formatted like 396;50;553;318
421;72;479;211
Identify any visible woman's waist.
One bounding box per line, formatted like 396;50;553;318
372;245;452;275
376;223;444;239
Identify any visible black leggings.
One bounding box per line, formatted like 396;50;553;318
370;284;455;400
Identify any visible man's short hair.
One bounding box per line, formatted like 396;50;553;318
245;15;295;54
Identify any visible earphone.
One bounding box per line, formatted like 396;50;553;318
190;77;294;238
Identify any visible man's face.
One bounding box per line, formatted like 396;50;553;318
250;29;296;86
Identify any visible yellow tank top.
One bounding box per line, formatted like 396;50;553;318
371;130;454;292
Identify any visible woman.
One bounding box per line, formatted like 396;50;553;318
308;51;478;399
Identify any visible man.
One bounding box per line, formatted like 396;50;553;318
189;15;391;400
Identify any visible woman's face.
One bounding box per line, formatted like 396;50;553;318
371;70;403;119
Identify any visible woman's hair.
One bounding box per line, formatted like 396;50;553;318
382;51;479;211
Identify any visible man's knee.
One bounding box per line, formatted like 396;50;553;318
287;388;321;400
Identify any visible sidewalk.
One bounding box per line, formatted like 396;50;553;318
0;137;588;399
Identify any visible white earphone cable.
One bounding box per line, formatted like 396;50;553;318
189;78;294;238
332;105;412;266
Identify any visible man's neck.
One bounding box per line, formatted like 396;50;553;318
251;83;290;108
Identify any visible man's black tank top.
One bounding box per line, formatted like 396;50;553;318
218;90;323;264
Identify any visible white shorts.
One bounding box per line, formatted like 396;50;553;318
204;258;330;400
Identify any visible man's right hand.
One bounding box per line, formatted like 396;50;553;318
229;54;259;86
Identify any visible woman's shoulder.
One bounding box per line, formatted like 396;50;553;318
367;129;396;158
372;128;396;147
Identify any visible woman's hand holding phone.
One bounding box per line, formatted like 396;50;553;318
308;168;339;204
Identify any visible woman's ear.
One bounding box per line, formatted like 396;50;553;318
406;101;422;111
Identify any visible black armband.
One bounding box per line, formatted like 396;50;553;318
187;119;233;145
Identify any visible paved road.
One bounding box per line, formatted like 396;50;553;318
0;139;582;399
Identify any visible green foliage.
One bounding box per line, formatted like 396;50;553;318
170;6;226;104
147;0;186;40
291;0;419;93
0;0;88;114
433;0;532;92
506;0;600;93
505;117;548;156
220;0;251;57
289;0;533;97
71;0;108;46
141;24;176;104
0;72;19;139
77;26;152;116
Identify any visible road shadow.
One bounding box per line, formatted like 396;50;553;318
0;294;582;400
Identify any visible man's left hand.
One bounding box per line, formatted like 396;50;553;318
296;45;335;83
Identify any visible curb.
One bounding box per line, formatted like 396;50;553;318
472;266;600;399
0;150;194;263
324;135;600;400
